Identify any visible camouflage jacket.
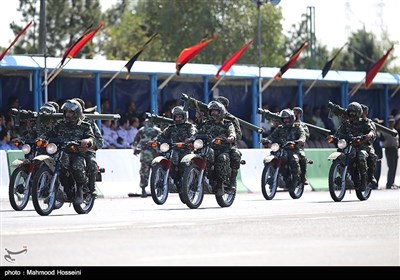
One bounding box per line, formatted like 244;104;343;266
132;125;162;151
41;119;95;153
226;112;242;143
158;122;197;144
84;117;104;150
198;119;236;150
335;119;375;148
268;124;306;150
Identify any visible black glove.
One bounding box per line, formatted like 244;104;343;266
133;148;141;155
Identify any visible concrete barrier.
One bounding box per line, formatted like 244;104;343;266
1;148;398;199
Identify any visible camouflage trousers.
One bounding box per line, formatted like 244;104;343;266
61;154;88;186
139;149;158;188
84;151;98;192
213;148;231;183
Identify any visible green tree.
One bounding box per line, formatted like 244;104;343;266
336;28;396;72
10;0;102;58
103;0;286;68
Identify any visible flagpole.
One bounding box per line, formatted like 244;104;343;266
348;79;364;97
390;84;400;98
158;73;175;91
100;65;126;94
209;75;225;94
260;77;275;93
304;74;321;96
44;58;72;86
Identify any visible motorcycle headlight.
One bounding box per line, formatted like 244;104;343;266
46;143;58;155
160;143;170;153
193;139;204;150
337;139;347;149
21;144;31;155
270;143;280;152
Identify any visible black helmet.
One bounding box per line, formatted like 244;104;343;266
280;109;295;127
207;100;226;122
347;102;362;122
47;101;60;113
293;107;303;116
61;99;83;124
171;106;188;125
39;103;56;115
215;96;229;109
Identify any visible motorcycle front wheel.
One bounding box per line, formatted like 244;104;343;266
328;161;347;202
181;164;204;209
31;165;56;216
150;164;169;205
261;164;279;200
9;166;31;211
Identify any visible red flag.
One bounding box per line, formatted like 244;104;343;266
365;46;394;89
274;41;309;79
215;39;254;79
0;20;33;61
125;33;158;79
176;35;216;75
60;24;93;66
67;22;103;59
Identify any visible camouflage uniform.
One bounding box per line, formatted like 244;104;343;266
268;109;307;183
83;117;104;193
293;107;310;184
42;100;95;204
43;119;95;198
214;96;242;188
132;121;162;196
198;101;236;195
73;98;104;193
329;101;377;184
158;107;197;180
334;102;375;190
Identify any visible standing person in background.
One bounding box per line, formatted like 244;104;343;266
293;107;309;185
382;117;399;189
130;118;162;198
372;118;384;189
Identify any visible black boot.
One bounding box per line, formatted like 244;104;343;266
229;169;238;191
75;185;84;204
141;187;147;198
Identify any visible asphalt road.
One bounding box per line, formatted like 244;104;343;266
1;189;399;267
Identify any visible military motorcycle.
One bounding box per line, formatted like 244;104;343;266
327;135;372;201
8;138;64;211
31;138;101;216
8;138;43;210
150;139;191;205
181;134;237;209
261;140;306;200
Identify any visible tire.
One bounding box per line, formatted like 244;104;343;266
328;161;347;202
73;195;95;214
8;166;31;211
215;183;236;207
356;185;372;201
181;164;204;209
150;164;169;205
261;164;279;200
289;178;304;199
31;165;56;216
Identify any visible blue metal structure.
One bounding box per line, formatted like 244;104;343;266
1;55;399;148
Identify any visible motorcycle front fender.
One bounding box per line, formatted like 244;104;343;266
151;156;168;166
328;152;343;161
33;155;56;172
181;153;203;166
263;155;276;165
11;158;30;168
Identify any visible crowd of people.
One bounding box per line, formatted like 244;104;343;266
1;95;399;192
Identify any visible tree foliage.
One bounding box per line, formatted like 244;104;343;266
9;0;102;58
4;0;398;73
